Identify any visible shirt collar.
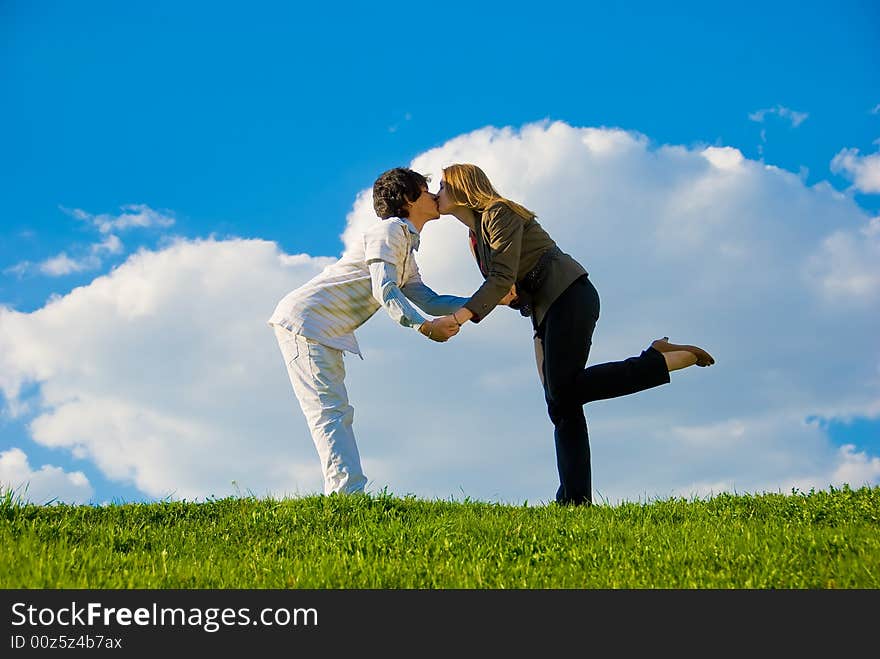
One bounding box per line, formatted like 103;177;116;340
400;217;420;251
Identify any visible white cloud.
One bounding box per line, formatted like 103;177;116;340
39;252;97;276
830;147;880;194
4;261;31;278
34;234;123;276
62;204;176;234
0;239;335;500
1;120;878;507
750;105;809;157
805;217;880;304
749;105;809;127
94;234;124;255
829;444;880;487
701;146;745;171
7;202;167;277
0;447;93;504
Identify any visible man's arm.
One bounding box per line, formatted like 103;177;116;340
401;271;469;316
368;260;428;329
364;220;459;341
368;261;459;341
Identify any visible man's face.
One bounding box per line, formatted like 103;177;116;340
407;185;440;221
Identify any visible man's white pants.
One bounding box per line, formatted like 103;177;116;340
273;325;368;495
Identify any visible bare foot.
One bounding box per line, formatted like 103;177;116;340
651;337;715;367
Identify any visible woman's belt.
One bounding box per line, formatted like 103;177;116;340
510;246;562;317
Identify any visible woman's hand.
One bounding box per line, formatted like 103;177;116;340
419;317;459;342
498;284;519;306
431;316;460;341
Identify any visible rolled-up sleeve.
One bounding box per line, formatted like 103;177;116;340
463;204;522;322
364;221;405;266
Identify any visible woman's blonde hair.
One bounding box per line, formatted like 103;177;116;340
442;164;536;220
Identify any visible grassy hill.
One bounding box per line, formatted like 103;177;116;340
2;485;878;588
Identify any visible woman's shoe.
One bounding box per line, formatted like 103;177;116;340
651;337;715;366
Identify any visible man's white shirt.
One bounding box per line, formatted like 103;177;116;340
268;217;467;357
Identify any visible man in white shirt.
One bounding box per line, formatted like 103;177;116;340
268;168;467;495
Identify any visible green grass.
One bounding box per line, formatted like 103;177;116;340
2;485;878;588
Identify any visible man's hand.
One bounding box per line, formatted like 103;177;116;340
498;284;518;307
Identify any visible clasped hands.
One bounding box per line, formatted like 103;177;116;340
420;285;519;343
420;315;460;342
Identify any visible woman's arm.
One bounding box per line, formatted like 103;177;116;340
445;284;517;327
460;203;523;323
401;274;470;316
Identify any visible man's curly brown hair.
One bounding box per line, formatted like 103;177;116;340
372;168;430;219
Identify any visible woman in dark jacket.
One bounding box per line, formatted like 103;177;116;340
437;163;714;506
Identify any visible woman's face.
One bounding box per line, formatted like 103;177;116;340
437;177;455;215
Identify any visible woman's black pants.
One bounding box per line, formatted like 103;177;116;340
535;275;670;505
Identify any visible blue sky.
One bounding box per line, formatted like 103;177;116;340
1;0;878;505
